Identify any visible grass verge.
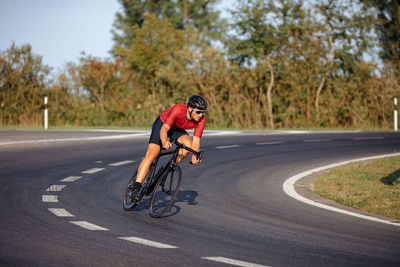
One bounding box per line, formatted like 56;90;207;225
314;156;400;220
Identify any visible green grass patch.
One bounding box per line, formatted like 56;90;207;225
314;156;400;220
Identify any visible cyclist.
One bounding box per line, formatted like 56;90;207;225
130;95;207;201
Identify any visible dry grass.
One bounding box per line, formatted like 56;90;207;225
314;156;400;220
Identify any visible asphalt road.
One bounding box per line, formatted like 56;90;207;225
1;130;399;266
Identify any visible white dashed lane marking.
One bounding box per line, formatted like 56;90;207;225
70;221;109;231
216;145;241;149
81;168;105;174
46;185;66;192
109;160;135;166
48;208;74;217
118;237;178;249
353;137;385;140
202;256;270;267
302;139;332;142
42;195;58;203
256;141;284;145
61;176;83;182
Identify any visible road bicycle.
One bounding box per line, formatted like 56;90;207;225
123;140;204;218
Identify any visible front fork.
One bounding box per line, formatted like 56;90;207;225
161;166;176;194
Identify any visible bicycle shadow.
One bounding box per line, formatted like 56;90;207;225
161;190;199;218
174;190;199;206
381;169;400;186
131;190;199;216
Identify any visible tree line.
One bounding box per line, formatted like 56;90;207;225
1;0;399;129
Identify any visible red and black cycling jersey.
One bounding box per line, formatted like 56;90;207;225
160;104;206;138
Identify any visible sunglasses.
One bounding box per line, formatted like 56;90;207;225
193;109;206;115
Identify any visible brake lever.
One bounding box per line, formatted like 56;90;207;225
190;150;204;165
197;150;204;161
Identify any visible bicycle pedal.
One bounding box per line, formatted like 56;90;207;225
131;196;140;203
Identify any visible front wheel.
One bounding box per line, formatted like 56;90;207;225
149;165;182;218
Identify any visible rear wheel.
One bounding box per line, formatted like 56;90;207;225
149;165;182;218
123;171;138;211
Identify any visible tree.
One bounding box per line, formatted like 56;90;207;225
0;43;49;125
314;0;377;72
68;56;133;126
362;0;400;64
114;14;186;96
112;0;224;50
227;0;282;128
47;71;83;126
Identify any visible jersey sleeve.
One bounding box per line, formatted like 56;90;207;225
194;117;206;138
163;105;181;128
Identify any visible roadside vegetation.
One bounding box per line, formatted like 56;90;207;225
314;156;400;220
1;0;399;130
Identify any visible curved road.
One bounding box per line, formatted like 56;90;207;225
0;131;399;266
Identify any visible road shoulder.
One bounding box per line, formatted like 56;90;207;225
287;155;400;226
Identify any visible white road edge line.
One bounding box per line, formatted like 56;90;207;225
0;131;240;147
0;130;242;147
0;133;150;146
118;237;178;249
46;185;66;192
109;160;135;166
48;208;74;217
202;256;270;267
283;152;400;226
82;168;105;174
216;145;241;149
70;221;109;231
42;195;58;203
61;176;83;182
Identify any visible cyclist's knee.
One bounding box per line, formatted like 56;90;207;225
178;135;191;157
145;143;160;161
178;135;192;147
179;148;189;157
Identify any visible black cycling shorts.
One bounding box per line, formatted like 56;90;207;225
149;116;189;147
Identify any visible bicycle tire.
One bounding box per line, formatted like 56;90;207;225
149;165;182;218
123;171;138;211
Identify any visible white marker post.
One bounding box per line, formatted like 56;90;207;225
395;97;398;131
44;96;48;130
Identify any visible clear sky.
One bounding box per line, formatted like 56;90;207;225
0;0;235;74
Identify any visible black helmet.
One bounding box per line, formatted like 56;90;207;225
187;95;208;110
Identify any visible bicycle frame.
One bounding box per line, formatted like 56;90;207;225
144;151;174;196
144;140;203;196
